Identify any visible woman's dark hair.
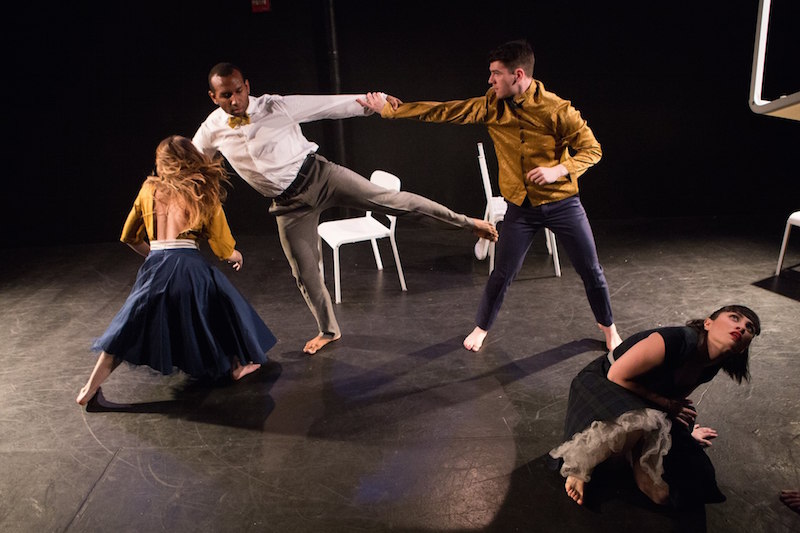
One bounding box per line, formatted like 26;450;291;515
686;305;761;384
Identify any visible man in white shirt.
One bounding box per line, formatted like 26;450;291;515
193;63;498;355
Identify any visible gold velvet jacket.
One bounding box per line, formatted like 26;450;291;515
120;183;236;261
381;80;602;207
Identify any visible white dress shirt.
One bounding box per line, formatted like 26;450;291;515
193;93;367;197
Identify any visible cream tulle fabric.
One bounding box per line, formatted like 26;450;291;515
549;408;672;487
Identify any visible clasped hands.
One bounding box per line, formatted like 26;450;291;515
666;397;697;427
666;398;718;446
358;92;402;114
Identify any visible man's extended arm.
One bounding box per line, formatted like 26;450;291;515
358;92;486;125
281;94;374;123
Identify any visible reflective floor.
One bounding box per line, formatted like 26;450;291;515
2;216;799;532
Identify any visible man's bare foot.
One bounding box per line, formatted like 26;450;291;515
76;385;99;406
598;323;623;351
232;362;262;380
565;476;585;505
471;219;498;242
780;490;800;514
303;333;341;355
463;326;488;352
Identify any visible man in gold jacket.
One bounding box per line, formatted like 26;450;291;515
359;40;622;352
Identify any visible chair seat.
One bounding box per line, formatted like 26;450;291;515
317;170;407;304
319;217;391;247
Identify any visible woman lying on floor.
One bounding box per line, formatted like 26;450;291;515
550;304;760;508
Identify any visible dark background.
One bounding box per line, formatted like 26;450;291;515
5;0;798;248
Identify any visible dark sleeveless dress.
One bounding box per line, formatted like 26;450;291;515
553;327;727;508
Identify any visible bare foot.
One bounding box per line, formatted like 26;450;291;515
565;476;585;505
76;352;120;406
303;333;342;355
598;323;623;351
632;455;670;505
463;326;488;352
232;362;262;380
780;490;800;514
471;219;498;242
76;385;99;406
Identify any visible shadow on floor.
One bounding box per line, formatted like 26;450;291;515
753;267;800;302
483;454;708;533
85;361;283;431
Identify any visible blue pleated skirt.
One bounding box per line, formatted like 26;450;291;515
92;248;276;379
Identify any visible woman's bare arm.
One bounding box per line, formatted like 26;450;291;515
607;332;696;427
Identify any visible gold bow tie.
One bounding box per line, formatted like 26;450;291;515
228;114;251;128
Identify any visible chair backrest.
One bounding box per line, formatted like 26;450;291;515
371;170;401;192
368;170;402;228
477;142;503;222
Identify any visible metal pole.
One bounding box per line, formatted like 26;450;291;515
324;0;347;165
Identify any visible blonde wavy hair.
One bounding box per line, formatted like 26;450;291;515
145;135;231;232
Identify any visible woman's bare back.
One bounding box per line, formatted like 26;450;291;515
154;190;192;240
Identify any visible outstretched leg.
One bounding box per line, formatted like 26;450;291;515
321;159;497;241
76;352;121;405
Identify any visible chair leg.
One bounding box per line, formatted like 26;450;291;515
548;230;562;277
370;238;384;270
488;241;495;274
544;228;553;255
775;221;793;276
389;235;407;291
333;245;342;304
318;239;325;279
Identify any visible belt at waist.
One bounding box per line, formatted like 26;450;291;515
150;239;199;250
274;152;318;203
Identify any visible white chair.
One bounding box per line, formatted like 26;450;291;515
749;0;800;121
775;211;800;276
474;142;561;276
318;170;407;303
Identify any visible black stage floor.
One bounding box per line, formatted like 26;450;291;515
2;216;799;532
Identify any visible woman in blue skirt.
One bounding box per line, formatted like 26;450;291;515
76;136;276;406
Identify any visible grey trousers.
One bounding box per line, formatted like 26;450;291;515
269;154;475;337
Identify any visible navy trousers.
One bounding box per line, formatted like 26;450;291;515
475;195;614;330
